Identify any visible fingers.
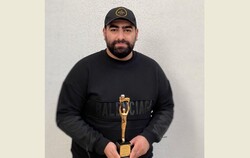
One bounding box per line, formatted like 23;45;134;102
104;142;120;158
129;135;150;158
130;147;139;158
130;137;135;146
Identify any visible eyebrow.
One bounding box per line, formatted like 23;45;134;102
108;24;133;29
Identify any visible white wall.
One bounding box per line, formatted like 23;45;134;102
46;0;204;158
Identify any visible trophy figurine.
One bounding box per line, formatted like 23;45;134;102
116;94;131;158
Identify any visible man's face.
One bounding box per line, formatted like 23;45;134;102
103;19;138;59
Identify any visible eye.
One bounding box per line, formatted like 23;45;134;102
110;28;118;32
124;29;132;32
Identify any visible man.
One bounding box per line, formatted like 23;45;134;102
56;6;174;158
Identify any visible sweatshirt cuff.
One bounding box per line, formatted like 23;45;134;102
140;130;156;145
94;137;110;155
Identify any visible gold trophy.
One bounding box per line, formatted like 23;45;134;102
116;94;131;158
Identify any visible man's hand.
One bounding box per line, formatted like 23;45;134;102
129;135;150;158
104;142;120;158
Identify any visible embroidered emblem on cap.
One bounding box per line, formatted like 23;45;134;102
115;8;127;17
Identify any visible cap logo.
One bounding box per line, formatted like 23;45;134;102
115;8;127;17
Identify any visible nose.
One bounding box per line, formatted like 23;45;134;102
117;30;125;41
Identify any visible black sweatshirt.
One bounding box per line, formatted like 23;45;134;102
56;49;174;158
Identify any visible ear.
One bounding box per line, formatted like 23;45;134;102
135;28;139;40
103;27;106;36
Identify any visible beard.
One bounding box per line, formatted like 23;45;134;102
106;39;135;59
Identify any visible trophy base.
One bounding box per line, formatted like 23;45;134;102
116;141;131;158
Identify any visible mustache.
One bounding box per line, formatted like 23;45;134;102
112;40;130;45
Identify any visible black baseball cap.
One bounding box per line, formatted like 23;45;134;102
104;7;137;28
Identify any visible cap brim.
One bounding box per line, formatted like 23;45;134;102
105;17;136;27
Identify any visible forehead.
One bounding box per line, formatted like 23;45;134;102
107;19;134;27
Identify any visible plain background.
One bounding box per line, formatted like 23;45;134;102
2;0;250;158
46;0;203;158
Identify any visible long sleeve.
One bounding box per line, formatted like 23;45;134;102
140;65;174;145
56;61;110;155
